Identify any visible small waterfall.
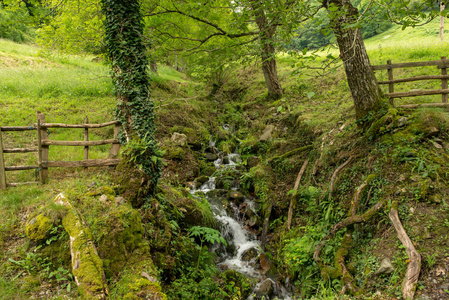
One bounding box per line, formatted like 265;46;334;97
191;134;293;300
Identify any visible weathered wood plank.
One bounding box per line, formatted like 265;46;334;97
37;112;48;183
46;159;121;168
442;57;448;103
109;123;121;159
7;182;39;187
5;165;39;171
84;116;89;172
372;59;449;70
0;131;6;189
378;75;449;85
3;148;38;153
41;139;119;146
397;103;449;108
0;126;36;131
386;89;449;98
40;120;119;129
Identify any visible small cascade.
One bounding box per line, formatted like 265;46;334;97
191;133;292;300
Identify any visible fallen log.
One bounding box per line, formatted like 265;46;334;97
54;193;109;299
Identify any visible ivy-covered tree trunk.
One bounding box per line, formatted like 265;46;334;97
250;1;283;100
102;0;162;194
326;0;383;122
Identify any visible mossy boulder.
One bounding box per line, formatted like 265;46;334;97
170;125;209;151
161;184;215;227
162;145;185;160
114;157;153;208
25;214;53;242
96;203;146;278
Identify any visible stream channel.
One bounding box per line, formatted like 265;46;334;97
189;131;292;300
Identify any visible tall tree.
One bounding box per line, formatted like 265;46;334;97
102;0;162;193
145;0;301;99
323;0;382;122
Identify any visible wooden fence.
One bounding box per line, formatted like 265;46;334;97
0;111;121;189
372;56;449;107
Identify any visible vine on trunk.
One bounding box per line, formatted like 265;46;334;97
102;0;162;193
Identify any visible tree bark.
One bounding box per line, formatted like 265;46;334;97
327;0;382;121
250;1;283;99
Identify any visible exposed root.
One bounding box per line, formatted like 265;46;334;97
389;202;421;300
329;156;353;199
313;197;386;263
286;157;309;231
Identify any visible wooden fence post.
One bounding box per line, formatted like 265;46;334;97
0;129;7;189
387;60;394;106
37;111;49;183
84;116;89;172
441;56;448;103
109;123;121;159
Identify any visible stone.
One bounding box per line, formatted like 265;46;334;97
424;227;432;239
433;141;443;149
375;258;394;275
228;190;245;204
99;194;108;203
241;247;259;262
205;153;218;161
114;197;126;205
25;214;53;242
259;125;275;142
424;127;439;138
171;132;187;147
246;156;261;169
141;271;157;283
410;207;415;214
396;116;408;127
255;279;274;298
259;253;272;275
194;176;209;188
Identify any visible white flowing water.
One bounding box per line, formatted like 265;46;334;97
191;136;293;299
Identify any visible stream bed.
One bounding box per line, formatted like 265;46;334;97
190;136;292;300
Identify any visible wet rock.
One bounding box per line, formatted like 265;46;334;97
205;153;218;161
242;248;259;262
259;253;272;275
228;191;245;204
171;132;187;147
247;156;261;169
375;258;394;275
259;125;275;142
254;279;274;298
195;176;209;188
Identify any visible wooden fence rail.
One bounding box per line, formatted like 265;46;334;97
0;111;121;189
372;56;449;106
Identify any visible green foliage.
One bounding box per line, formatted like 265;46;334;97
0;8;35;42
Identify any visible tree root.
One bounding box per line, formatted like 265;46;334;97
314;175;384;296
286;157;309;231
389;202;421;300
329;156;353;199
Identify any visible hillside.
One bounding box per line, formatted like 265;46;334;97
1;20;449;300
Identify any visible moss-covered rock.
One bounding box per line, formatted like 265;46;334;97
113;157;152;208
97;203;146;278
25;214;53;242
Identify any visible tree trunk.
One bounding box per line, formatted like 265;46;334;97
327;0;382;122
250;1;283;99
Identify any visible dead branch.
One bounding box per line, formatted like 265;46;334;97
389;202;421;300
286;157;309;231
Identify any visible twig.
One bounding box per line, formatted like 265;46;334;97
286;157;309;231
329;156;353;199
